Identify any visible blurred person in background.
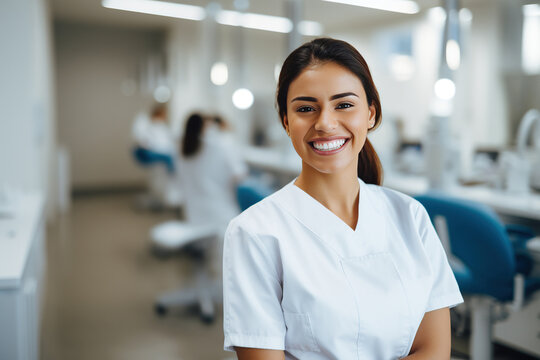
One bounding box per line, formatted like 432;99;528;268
132;103;176;173
179;112;247;265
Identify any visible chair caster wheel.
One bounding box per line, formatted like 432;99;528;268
155;304;168;317
201;313;215;324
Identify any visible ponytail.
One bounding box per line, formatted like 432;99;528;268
358;138;382;185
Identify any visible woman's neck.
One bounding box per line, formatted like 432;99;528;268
295;164;360;229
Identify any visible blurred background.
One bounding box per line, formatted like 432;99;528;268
1;0;540;359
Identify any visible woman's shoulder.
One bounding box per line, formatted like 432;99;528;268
362;181;422;219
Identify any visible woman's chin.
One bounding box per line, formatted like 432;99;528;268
303;159;356;176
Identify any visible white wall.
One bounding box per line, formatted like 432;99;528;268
0;0;56;216
167;21;288;145
55;22;166;190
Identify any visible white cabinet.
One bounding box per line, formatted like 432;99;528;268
494;294;540;357
0;195;45;360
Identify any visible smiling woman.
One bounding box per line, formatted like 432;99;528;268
284;61;376;182
222;38;463;360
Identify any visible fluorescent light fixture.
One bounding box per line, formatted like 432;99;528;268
216;10;324;35
102;0;206;21
103;0;323;35
322;0;419;14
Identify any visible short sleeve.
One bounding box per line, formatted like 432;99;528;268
415;203;464;312
223;219;286;351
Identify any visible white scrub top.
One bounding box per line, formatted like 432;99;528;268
179;127;247;233
223;179;463;360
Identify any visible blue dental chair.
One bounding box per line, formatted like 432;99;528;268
236;178;275;212
132;146;182;210
415;193;540;360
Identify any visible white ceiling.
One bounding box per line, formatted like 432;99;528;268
50;0;492;32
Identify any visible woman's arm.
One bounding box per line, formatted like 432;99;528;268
235;347;285;360
402;307;451;360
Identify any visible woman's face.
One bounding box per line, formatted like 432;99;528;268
284;61;376;175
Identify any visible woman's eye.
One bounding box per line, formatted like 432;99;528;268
297;106;315;113
336;103;353;109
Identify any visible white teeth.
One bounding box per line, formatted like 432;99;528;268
313;139;346;151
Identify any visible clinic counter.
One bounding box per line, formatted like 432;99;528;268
0;193;44;288
243;146;540;221
383;173;540;221
0;193;46;360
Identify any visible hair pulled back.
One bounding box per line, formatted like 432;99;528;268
276;37;383;185
182;113;204;157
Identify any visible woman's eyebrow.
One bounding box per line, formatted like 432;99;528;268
291;96;317;103
330;92;358;100
291;92;358;103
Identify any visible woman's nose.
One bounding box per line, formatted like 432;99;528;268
314;108;338;132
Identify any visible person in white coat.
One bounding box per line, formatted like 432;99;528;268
223;38;463;360
179;112;247;236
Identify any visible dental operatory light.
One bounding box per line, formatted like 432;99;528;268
102;0;206;21
445;39;460;70
459;8;472;23
101;0;323;35
153;85;171;103
434;78;456;100
322;0;419;14
210;62;228;86
427;6;446;24
232;88;254;110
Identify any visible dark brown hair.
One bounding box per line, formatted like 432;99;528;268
276;38;383;185
182;113;204;157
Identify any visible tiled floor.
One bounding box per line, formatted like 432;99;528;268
40;192;539;360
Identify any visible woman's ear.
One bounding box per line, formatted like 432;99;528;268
368;105;376;129
283;115;290;136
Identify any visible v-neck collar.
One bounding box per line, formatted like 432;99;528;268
274;178;388;258
291;179;362;233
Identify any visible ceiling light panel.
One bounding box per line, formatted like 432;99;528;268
102;0;323;35
322;0;419;15
102;0;206;21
